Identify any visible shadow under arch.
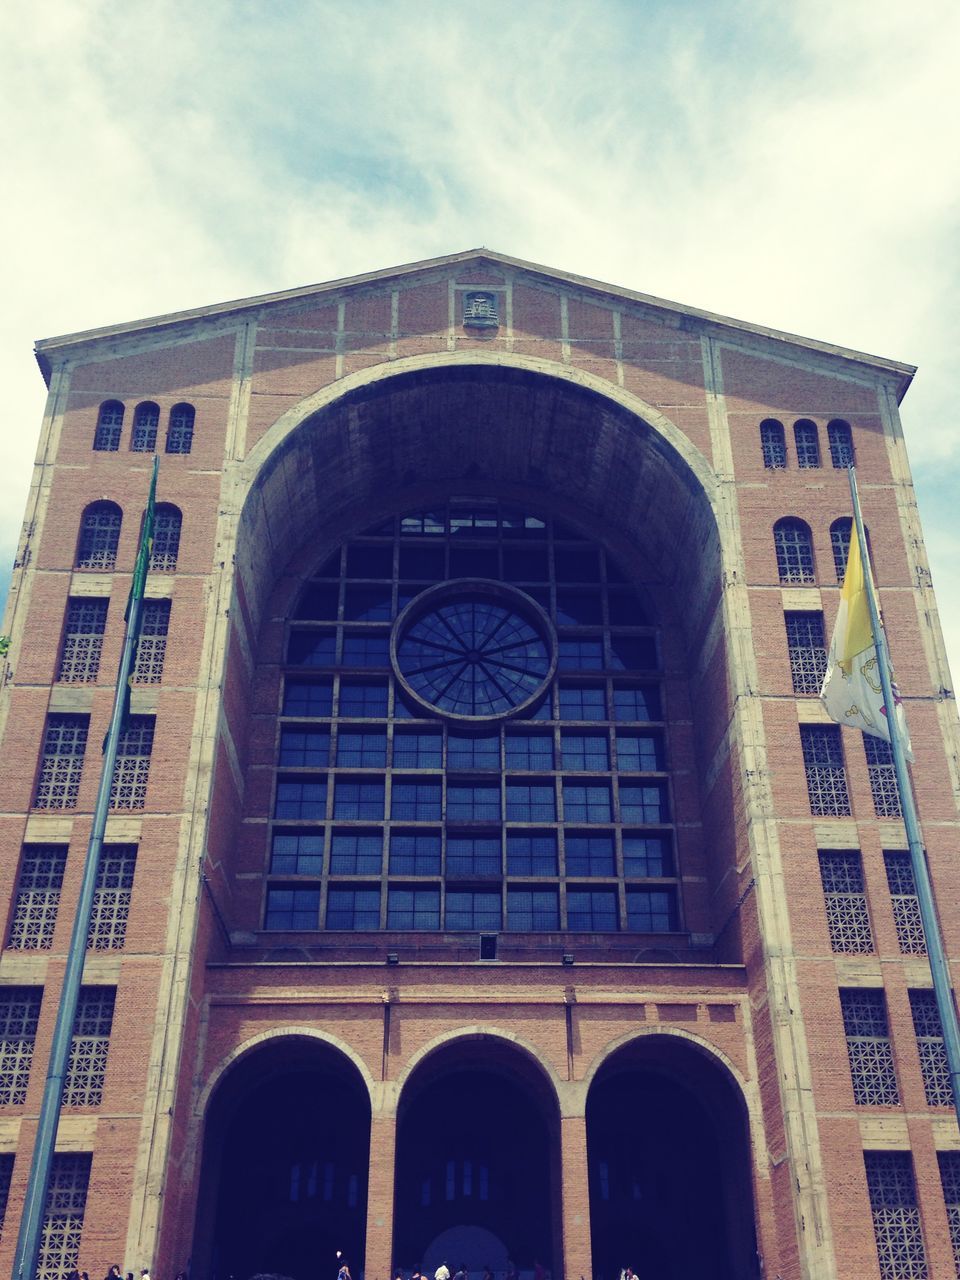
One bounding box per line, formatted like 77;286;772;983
585;1032;759;1280
392;1031;564;1279
193;1033;373;1280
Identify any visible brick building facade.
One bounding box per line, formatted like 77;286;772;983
0;249;958;1279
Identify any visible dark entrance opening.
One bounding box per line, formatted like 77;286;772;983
194;1038;371;1280
586;1037;758;1280
393;1039;560;1277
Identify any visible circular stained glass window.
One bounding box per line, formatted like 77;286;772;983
392;581;555;720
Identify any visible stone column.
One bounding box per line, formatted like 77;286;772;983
560;1111;593;1280
363;1110;397;1280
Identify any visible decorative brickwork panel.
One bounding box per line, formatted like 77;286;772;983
133;599;170;683
75;502;122;571
785;612;827;694
0;987;42;1105
840;988;900;1105
63;987;115;1107
760;419;786;469
8;844;68;950
800;725;850;816
865;736;902;817
908;989;952;1107
884;853;926;954
818;851;873;953
57;598;108;683
937;1152;960;1277
109;716;154;809
34;715;88;810
774;518;815;584
864;1151;927;1279
87;845;136;951
93;400;123;451
150;505;182;571
37;1153;91;1280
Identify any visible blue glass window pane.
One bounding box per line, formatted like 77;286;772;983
609;636;658;670
507;889;559;931
448;734;501;770
447;836;501;876
567;889;618;931
343;587;392;621
626;888;676;932
504;733;554;770
279;729;330;767
342;632;390;666
295;584;339;619
275;780;327;820
288;631;336;666
270;832;324;875
619;783;668;823
447;783;501;822
387;888;440;930
393;730;443;769
283;680;333;717
623;834;671;877
345;545;393;577
558;639;604;670
265;887;320;930
391;781;442;821
556;591;603;625
616;733;663;771
326;887;380;929
336;729;387;767
339;681;388;717
329;831;383;874
612;684;661;721
559;686;606;720
389;832;441;875
565;834;615;877
562;783;612;823
333;780;385;819
560;733;609;771
505;782;556;821
446;891;502;931
506;832;558;876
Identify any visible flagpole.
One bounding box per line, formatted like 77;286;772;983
12;457;159;1280
848;466;960;1128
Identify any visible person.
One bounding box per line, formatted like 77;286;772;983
453;1265;467;1280
337;1263;351;1280
104;1266;122;1280
435;1263;450;1280
394;1271;404;1280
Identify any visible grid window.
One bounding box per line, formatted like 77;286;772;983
626;888;677;932
109;715;154;809
831;518;852;584
0;1153;11;1237
34;714;88;810
94;400;124;450
131;402;159;451
828;420;854;469
784;612;827;695
63;987;115;1107
333;779;384;820
563;782;612;823
446;891;501;931
774;518;815;585
840;988;900;1105
0;987;42;1104
150;505;182;571
339;681;388;717
346;545;393;577
623;834;671;877
87;845;136;951
615;733;662;771
326;887;380;929
505;733;553;770
793;419;821;468
392;780;441;821
401;511;445;535
337;729;387;768
330;831;382;875
76;503;122;571
58;598;108;683
864;1152;927;1280
506;782;556;821
506;832;558;876
760;419;787;469
800;725;850;816
389;832;441;876
447;836;501;877
399;544;445;577
818;851;873;953
447;783;500;823
449;733;500;770
288;631;336;666
566;834;615;877
937;1152;960;1276
271;832;325;876
275;780;327;820
265;887;320;929
561;733;609;771
908;990;952;1107
884;853;926;954
620;782;668;823
507;888;559;931
387;888;440;930
567;888;618;932
613;684;661;721
558;638;604;670
556;590;603;625
344;586;391;621
37;1153;92;1280
609;636;657;670
559;685;606;721
342;632;390;667
283;680;333;718
165;402;195;454
393;730;442;769
279;728;330;768
297;583;340;619
132;599;171;683
865;736;902;818
8;844;68;950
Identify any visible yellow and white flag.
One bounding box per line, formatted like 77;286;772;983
819;529;913;760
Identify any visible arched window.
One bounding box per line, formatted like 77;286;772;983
774;517;815;584
93;401;124;452
131;402;159;453
75;502;122;571
828;419;854;469
165;403;195;455
793;419;821;468
150;505;182;571
760;420;787;469
831;518;852;583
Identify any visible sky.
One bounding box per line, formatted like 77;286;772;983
1;0;959;672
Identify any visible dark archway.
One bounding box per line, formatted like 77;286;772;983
193;1037;372;1280
393;1037;561;1277
586;1036;758;1280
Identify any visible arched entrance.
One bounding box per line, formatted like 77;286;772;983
193;1036;372;1280
393;1037;561;1277
586;1035;758;1280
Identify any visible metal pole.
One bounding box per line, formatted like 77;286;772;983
12;458;157;1280
849;466;960;1128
